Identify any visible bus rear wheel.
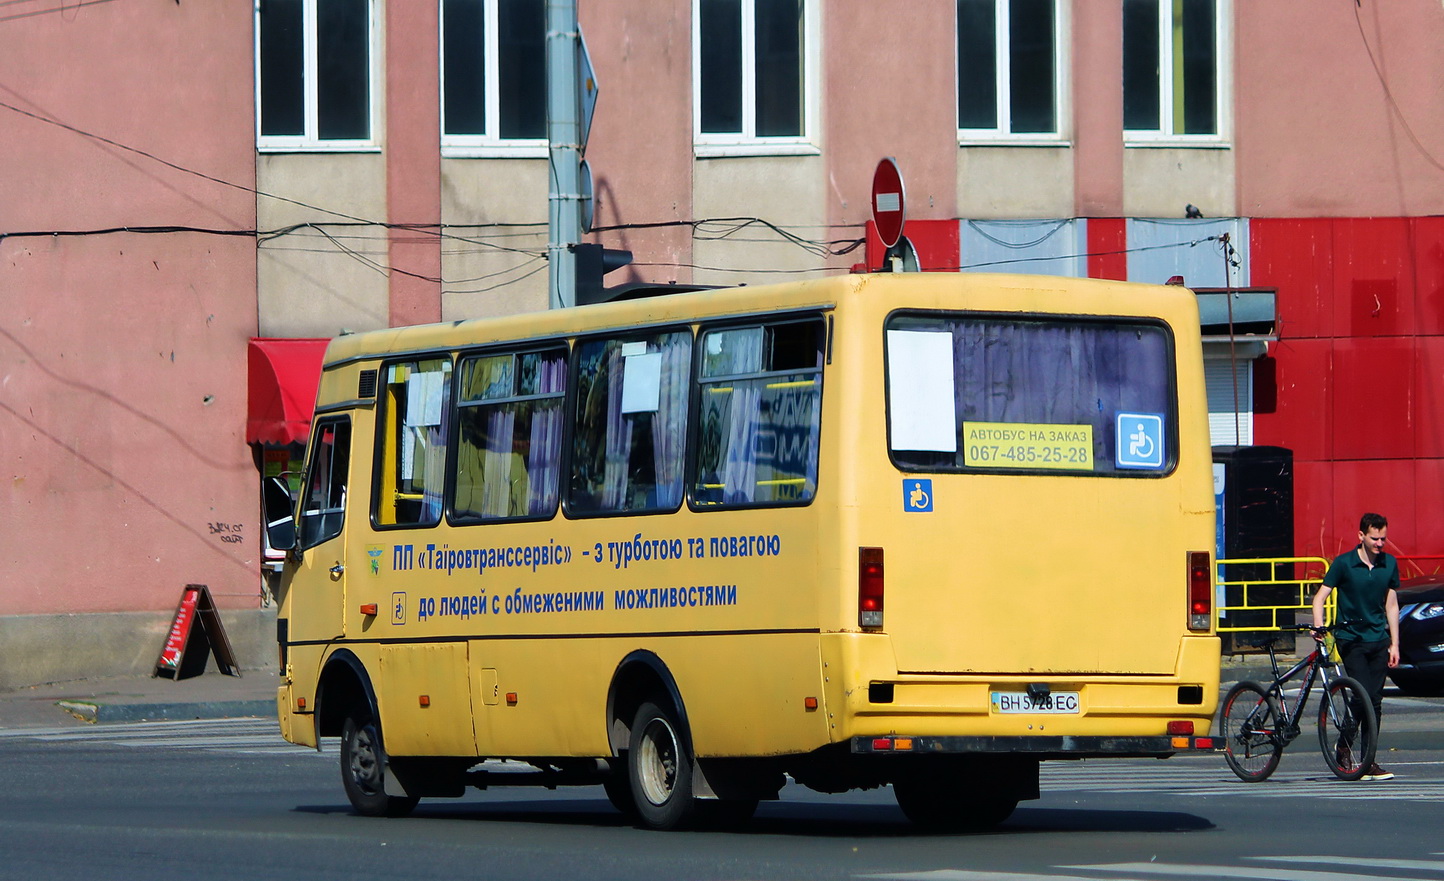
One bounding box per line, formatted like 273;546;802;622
893;776;1017;832
603;754;637;817
627;701;699;830
340;712;419;818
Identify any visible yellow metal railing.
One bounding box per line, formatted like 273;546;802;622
1215;556;1332;633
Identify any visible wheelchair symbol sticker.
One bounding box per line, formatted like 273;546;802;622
903;479;934;513
1116;413;1164;469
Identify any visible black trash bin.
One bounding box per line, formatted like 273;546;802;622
1213;445;1294;655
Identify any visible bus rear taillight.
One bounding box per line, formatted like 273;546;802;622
1188;551;1212;631
859;547;884;630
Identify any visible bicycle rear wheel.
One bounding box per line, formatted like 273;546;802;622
1318;676;1378;781
1221;681;1284;782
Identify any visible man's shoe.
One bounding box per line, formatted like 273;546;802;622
1361;763;1395;781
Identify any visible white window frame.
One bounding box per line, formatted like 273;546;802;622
255;0;380;152
440;0;548;158
692;0;820;157
1123;0;1231;147
956;0;1069;145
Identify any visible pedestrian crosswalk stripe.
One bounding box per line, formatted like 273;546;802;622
1064;862;1416;881
1251;856;1444;873
0;717;329;755
867;855;1444;881
1038;761;1444;802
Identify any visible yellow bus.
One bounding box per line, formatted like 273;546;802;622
266;271;1221;830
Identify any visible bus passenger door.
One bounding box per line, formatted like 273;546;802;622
291;416;354;643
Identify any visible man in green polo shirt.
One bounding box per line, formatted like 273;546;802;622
1311;512;1400;781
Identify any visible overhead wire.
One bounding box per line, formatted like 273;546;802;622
1;95;1241;285
1352;0;1444;175
0;0;124;24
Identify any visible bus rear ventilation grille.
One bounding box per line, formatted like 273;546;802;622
357;370;378;399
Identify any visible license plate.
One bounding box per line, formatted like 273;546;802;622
991;691;1080;714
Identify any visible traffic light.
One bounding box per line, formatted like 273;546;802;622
572;243;634;305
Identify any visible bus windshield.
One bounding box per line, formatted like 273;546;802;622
886;312;1176;476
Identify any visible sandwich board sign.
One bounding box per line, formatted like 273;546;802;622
154;584;240;680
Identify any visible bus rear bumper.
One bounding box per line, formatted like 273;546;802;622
851;734;1221;759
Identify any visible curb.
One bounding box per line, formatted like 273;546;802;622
54;699;276;725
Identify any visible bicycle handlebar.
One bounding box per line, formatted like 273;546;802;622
1280;623;1337;635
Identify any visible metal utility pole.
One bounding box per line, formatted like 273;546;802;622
546;0;582;309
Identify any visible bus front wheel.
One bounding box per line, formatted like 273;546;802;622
340;712;419;818
627;701;699;830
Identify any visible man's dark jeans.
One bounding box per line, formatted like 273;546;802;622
1340;637;1390;726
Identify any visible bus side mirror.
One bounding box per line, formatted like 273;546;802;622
263;476;297;552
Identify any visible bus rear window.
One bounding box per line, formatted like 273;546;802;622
885;313;1176;476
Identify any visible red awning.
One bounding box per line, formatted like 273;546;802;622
246;338;330;445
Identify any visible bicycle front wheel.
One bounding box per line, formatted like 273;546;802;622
1318;675;1378;781
1221;681;1284;782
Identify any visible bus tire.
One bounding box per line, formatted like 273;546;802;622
627;701;699;830
603;754;637;817
340;711;419;818
893;777;1017;832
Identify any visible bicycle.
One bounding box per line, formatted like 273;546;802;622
1219;623;1378;782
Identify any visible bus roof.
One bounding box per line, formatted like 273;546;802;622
319;272;1200;370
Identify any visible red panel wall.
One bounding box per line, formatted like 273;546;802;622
1418;336;1444;459
1413;218;1444;337
1250;219;1333;339
862;219;960;272
1087;218;1127;280
1330;337;1415;461
1413;459;1444;559
1331;218;1416;339
1251;217;1443;558
1254;338;1331;461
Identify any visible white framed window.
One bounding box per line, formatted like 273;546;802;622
694;0;818;155
956;0;1066;141
256;0;378;150
441;0;548;156
1123;0;1229;144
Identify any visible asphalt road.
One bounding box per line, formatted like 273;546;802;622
3;715;1444;881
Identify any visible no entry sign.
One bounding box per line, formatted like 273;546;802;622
871;157;906;249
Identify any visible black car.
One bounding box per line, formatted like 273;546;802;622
1388;575;1444;695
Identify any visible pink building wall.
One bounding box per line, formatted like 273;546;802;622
1236;2;1444;217
0;3;259;622
386;1;444;326
581;0;696;283
1072;3;1124;217
823;2;959;250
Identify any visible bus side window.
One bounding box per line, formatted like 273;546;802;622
692;319;823;508
568;331;692;515
375;359;452;528
298;418;351;550
453;347;566;521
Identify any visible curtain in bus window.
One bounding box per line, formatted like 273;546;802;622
454;349;564;520
693;321;822;507
377;360;451;527
526;354;564;514
954;320;1171;473
570;332;691;514
887;315;1173;476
